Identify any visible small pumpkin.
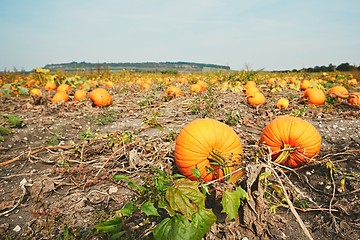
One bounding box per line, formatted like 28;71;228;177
245;86;259;96
165;86;182;98
57;84;71;93
51;92;69;103
244;81;256;90
196;80;208;91
247;92;266;106
105;81;115;88
45;81;57;91
89;88;112;107
30;88;42;96
258;116;321;168
300;80;310;90
190;83;202;93
174;118;243;182
302;88;326;105
74;90;87;101
276;98;289;109
348;92;360;107
327;86;348;99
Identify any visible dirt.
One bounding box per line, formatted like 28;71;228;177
0;83;359;240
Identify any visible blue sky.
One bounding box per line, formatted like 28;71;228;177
1;0;359;71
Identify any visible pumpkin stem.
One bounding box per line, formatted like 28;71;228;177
207;149;232;181
274;144;293;164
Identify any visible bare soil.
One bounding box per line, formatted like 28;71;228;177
0;85;359;240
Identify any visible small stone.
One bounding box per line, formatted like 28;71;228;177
13;225;21;232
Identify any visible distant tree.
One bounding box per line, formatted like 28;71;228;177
336;62;355;71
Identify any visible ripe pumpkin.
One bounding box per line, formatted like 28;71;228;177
174;118;243;182
300;80;310;90
45;81;57;91
327;86;348;98
258;116;321;168
74;90;87;101
166;86;182;98
89;88;112;107
51;92;69;103
196;80;208;91
247;92;266;106
244;81;256;90
30;88;42;96
190;83;202;93
105;81;115;88
302;88;326;105
276;98;289;109
57;84;71;93
348;92;360;107
245;86;260;96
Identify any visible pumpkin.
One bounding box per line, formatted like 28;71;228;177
57;84;71;93
276;98;289;109
30;88;42;96
105;81;115;88
300;80;310;90
45;81;57;91
190;83;202;93
165;86;182;98
327;86;348;98
302;88;326;105
245;86;259;96
348;92;360;107
74;90;87;101
196;80;208;91
51;92;69;103
258;116;321;168
247;92;266;106
174;118;243;182
140;83;151;91
244;81;256;90
89;88;112;107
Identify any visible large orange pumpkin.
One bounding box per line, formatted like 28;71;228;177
258;116;321;168
174;118;243;182
89;88;112;107
302;88;326;105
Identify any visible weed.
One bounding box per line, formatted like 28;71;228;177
225;110;241;126
290;106;308;117
190;87;220;118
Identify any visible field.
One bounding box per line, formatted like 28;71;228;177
0;70;359;239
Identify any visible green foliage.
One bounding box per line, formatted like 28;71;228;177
225;110;241;126
3;114;24;128
95;169;249;239
221;187;249;220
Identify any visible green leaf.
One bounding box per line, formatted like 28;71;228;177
221;187;249;220
94;215;123;233
191;208;216;239
141;201;160;217
0;126;11;136
153;214;196;240
18;86;29;95
113;174;147;193
221;189;241;220
259;169;271;182
165;178;205;219
191;168;201;179
158;196;176;217
117;201;138;217
4;114;23;128
236;186;249;201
